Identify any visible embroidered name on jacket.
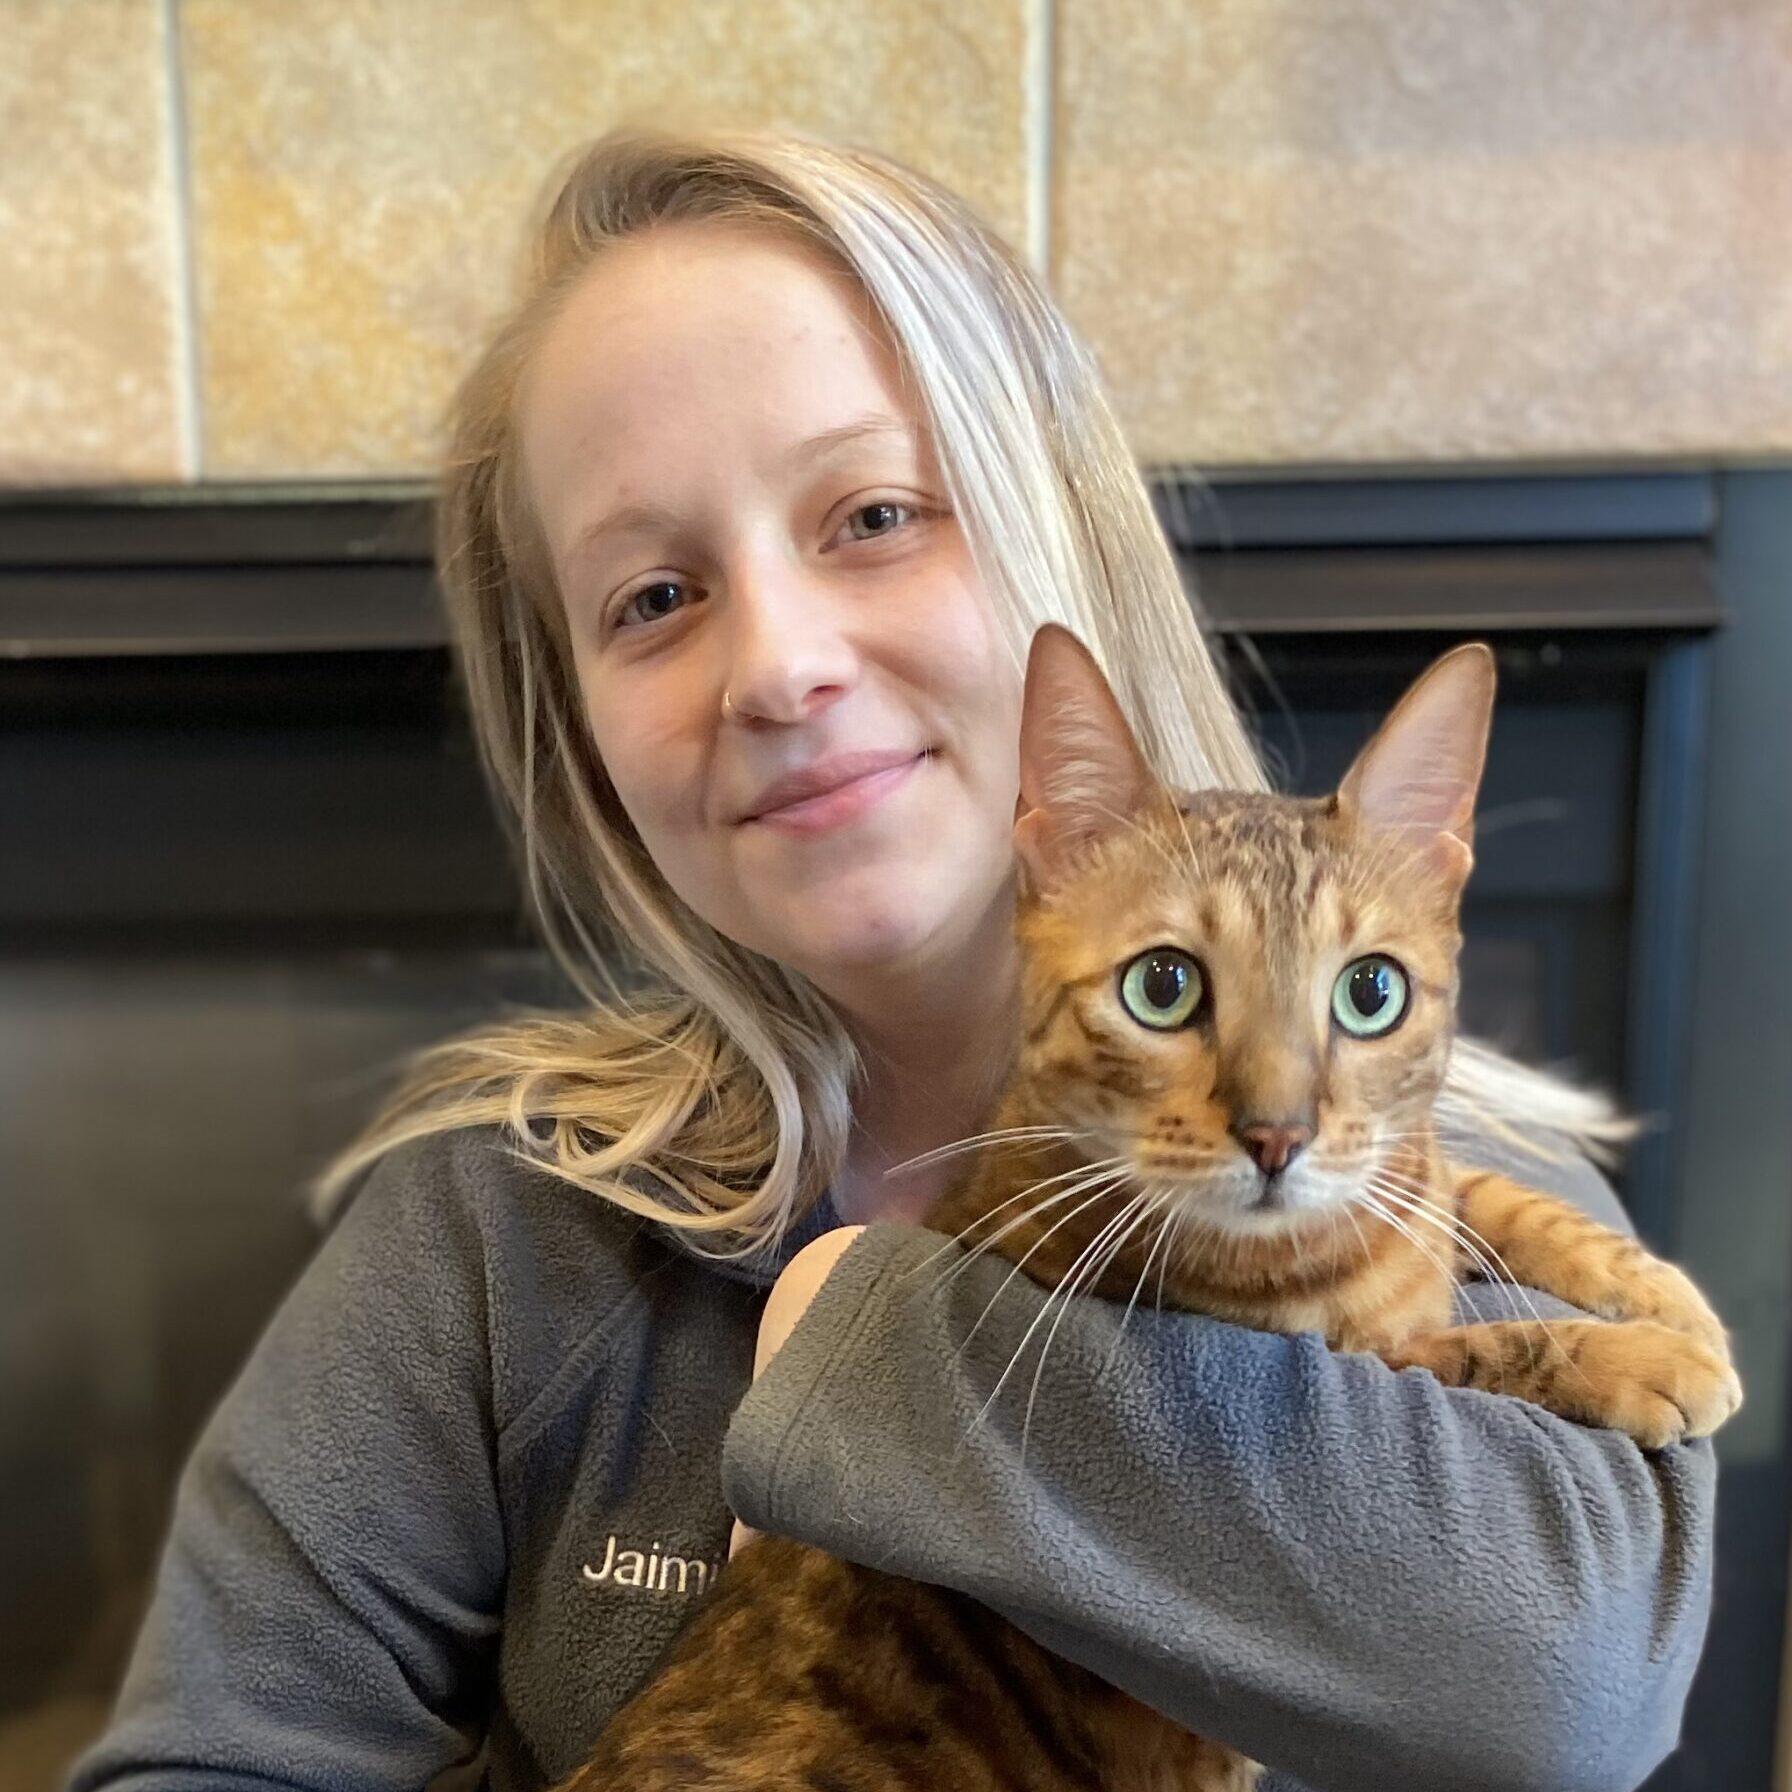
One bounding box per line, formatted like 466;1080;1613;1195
582;1535;723;1597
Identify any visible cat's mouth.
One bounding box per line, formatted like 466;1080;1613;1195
1129;1148;1356;1229
1246;1173;1293;1213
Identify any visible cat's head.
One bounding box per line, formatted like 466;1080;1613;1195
1010;624;1495;1234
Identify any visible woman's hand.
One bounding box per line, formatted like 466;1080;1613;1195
728;1225;867;1558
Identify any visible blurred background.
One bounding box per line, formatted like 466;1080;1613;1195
2;2;1789;1788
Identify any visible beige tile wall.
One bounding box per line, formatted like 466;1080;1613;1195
0;0;190;484
179;0;1030;478
4;0;1789;488
1055;0;1792;465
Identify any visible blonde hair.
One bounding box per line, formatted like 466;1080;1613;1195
312;123;1623;1252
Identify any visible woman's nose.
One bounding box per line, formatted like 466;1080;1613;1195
719;557;860;727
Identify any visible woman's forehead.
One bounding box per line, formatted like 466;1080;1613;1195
517;230;923;544
529;226;897;429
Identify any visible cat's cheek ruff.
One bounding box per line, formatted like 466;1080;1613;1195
1289;1159;1380;1218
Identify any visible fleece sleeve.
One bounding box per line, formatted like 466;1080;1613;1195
65;1142;506;1792
721;1142;1717;1792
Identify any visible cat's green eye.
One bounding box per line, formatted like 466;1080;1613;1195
1332;955;1409;1038
1119;949;1205;1030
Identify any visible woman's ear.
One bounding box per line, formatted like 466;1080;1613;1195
1014;624;1158;889
1336;642;1496;886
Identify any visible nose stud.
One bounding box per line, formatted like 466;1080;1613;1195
721;689;736;721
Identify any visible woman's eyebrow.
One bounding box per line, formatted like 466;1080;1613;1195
566;414;916;564
567;497;687;565
785;412;913;470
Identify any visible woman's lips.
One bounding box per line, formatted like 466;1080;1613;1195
748;753;925;835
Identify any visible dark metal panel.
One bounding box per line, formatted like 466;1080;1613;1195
1642;469;1792;1792
0;483;433;566
0;563;444;658
1186;541;1722;635
0;946;573;1715
1156;468;1718;549
1622;639;1716;1253
0;653;519;930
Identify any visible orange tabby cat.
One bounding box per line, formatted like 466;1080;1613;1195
559;627;1740;1792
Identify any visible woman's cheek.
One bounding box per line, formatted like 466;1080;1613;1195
582;666;701;823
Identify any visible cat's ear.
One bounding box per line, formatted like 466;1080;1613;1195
1337;643;1496;885
1014;623;1158;888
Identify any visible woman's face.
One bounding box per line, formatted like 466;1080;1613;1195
518;223;1024;1001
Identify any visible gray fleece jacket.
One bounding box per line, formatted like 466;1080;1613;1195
67;1123;1715;1792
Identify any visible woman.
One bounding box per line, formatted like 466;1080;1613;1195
70;126;1713;1792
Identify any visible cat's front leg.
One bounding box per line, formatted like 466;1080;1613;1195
1382;1318;1741;1450
1447;1163;1733;1360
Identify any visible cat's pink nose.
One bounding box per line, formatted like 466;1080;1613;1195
1234;1122;1313;1176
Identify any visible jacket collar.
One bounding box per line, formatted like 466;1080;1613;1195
654;1183;848;1290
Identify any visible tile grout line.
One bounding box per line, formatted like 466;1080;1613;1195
1025;0;1055;279
159;0;204;480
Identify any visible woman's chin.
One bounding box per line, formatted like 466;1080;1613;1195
796;915;936;978
719;846;1012;988
756;890;950;981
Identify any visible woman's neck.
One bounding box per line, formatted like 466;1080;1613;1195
822;928;1019;1229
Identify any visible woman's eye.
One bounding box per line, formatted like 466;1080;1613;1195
839;499;917;543
608;502;919;633
614;581;690;630
1331;955;1410;1038
1118;948;1205;1030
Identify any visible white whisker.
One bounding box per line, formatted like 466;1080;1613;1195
950;1171;1137;1453
1020;1189;1159;1465
933;1158;1133;1294
886;1124;1080;1177
1364;1170;1561;1343
894;1155;1131;1289
949;1168;1135;1366
1351;1195;1463;1312
1101;1183;1180;1383
1357;1185;1585;1391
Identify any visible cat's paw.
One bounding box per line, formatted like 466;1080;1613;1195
1564;1320;1743;1450
1618;1260;1734;1362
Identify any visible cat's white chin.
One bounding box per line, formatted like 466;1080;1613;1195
1165;1159;1356;1236
1215;1205;1318;1239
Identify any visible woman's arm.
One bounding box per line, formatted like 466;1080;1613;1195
722;1146;1715;1792
68;1139;509;1791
